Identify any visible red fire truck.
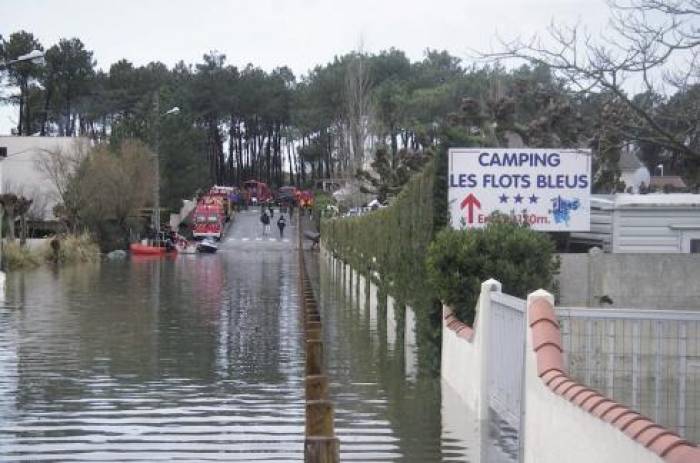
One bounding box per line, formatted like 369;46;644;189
192;195;225;240
242;180;273;206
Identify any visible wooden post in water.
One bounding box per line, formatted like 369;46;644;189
306;339;323;376
305;374;328;400
305;400;338;462
305;436;339;463
305;400;334;435
298;215;338;463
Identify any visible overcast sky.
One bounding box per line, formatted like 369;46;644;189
0;0;611;134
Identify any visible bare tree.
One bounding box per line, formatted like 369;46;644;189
16;196;32;246
1;180;49;243
0;194;18;241
345;47;373;176
78;139;154;229
481;0;699;158
34;138;90;228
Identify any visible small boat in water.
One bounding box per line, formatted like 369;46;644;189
197;238;218;254
129;242;168;256
130;231;188;256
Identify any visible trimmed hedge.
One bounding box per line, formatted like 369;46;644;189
322;156;440;303
322;154;446;370
426;216;559;324
322;146;559;369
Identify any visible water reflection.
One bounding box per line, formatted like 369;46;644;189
317;251;518;463
317;252;473;461
0;252;305;461
1;242;514;462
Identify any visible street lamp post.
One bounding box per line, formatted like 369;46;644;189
151;91;179;238
0;49;45;71
0;49;44;289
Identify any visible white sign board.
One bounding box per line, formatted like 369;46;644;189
448;148;591;231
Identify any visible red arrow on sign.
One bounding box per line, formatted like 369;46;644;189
460;193;481;224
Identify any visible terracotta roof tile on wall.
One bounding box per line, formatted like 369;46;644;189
443;307;474;341
528;297;700;463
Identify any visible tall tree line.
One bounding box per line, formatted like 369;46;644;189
2;20;699;210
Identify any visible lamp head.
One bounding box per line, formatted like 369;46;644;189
17;50;45;65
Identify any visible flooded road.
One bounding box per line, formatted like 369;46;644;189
0;210;496;462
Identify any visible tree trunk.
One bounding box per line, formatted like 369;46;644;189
66;94;73;136
25;90;33;136
265;126;272;185
19;213;27;247
228;115;236;184
6;211;16;241
287;139;295;186
237;125;244;185
41;85;52;136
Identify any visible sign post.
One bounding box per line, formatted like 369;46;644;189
448;148;591;231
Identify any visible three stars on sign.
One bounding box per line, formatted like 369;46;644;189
499;193;538;204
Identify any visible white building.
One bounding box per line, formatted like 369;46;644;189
619;149;650;193
571;194;700;253
0;136;90;222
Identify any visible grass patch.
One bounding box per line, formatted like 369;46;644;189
2;241;42;270
42;233;101;265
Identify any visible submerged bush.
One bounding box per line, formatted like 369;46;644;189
426;215;559;324
2;241;41;270
42;233;101;265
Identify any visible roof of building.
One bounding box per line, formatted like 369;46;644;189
649;176;687;189
619;149;645;171
592;193;700;210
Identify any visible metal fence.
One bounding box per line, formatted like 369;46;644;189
557;307;700;443
487;292;527;433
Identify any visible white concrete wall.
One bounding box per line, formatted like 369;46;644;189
344;264;350;295
441;308;481;412
23;238;49;251
405;305;417;380
325;254;678;462
441;380;484;463
523;291;664;463
368;281;378;333
386;295;397;347
440;280;501;421
357;275;366;312
558;252;700;308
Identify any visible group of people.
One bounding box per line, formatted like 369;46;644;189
260;204;287;238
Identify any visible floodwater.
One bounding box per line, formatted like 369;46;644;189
0;210;509;462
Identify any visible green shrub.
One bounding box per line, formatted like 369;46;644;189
312;191;337;229
426;215;559;324
2;241;41;270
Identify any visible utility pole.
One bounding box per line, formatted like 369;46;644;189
153;92;161;237
150;91;179;239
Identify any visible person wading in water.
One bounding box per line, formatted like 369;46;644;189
261;210;270;235
277;215;286;239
